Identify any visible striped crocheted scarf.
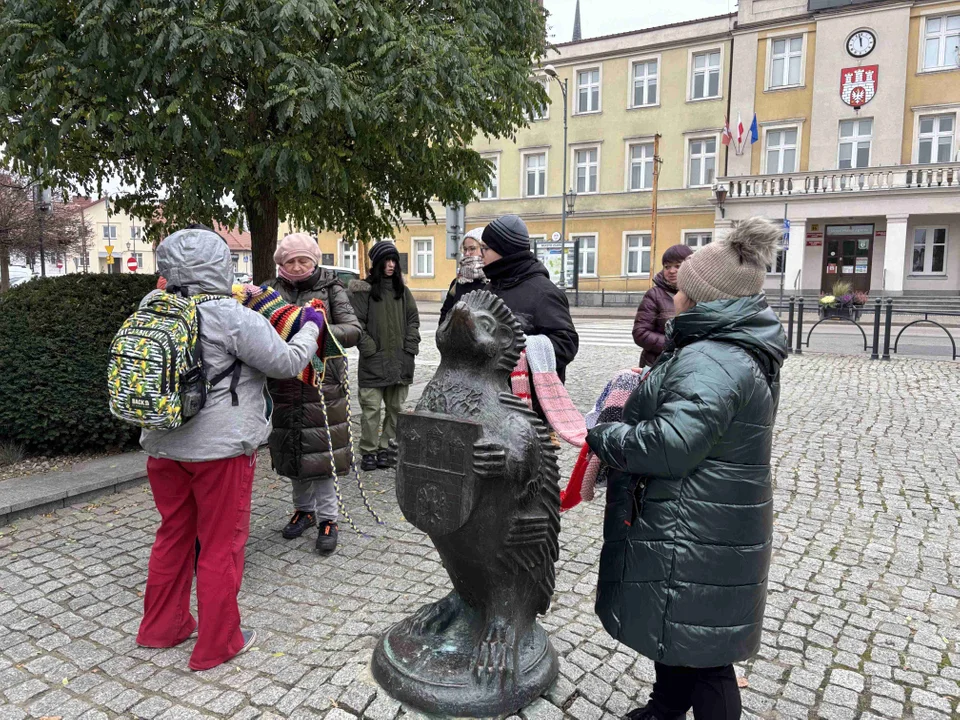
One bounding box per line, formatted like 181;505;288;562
233;284;345;387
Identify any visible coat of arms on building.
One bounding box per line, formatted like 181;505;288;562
840;65;878;109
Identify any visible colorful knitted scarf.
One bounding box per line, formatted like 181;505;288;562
561;368;647;511
511;335;587;448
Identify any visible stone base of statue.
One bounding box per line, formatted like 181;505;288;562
372;595;558;717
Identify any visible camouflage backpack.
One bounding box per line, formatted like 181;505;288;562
107;290;240;429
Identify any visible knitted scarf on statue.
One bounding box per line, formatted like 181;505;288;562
510;334;587;447
561;368;647;511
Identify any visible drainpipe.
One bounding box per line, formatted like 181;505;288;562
724;29;735;178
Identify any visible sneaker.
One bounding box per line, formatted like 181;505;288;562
377;448;397;469
623;709;658;720
281;510;316;539
316;521;339;555
237;629;257;657
360;454;378;471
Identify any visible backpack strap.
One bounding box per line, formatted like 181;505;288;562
208;360;243;406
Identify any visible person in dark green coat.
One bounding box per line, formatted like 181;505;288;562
349;241;421;471
587;217;788;720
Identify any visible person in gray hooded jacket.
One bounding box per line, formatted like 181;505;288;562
135;228;322;673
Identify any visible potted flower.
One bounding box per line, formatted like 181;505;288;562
819;281;864;321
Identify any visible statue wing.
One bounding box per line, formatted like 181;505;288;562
497;393;563;614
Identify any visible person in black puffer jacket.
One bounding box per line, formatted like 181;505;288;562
587;218;788;720
480;215;578;423
438;226;487;326
267;233;362;555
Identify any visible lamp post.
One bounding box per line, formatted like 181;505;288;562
33;186;52;277
713;183;728;219
543;64;573;288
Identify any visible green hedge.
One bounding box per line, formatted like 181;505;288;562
0;273;159;454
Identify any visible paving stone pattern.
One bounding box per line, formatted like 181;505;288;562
1;349;959;719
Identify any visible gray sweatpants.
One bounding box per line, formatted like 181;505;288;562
289;477;339;522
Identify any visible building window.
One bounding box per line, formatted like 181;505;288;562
575;235;598;277
770;36;803;88
574;147;599;194
912;228;947;274
231;253;239;272
765;127;798;174
130;226;142;243
922;14;960;71
918;113;955;163
576;68;601;114
102;225;117;243
524;152;547;197
691;50;721;100
628;142;655;191
413;238;434;277
132;253;144;269
684;232;713;249
631;59;658;107
839;119;872;169
625;234;652;276
687;137;717;187
480;155;499;200
339;240;358;270
531;77;549;121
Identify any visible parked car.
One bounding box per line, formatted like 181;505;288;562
234;272;252;284
8;266;33;288
320;265;360;284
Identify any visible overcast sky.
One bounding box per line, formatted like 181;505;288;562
543;0;737;43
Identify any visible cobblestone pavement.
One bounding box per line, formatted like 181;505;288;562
1;348;960;720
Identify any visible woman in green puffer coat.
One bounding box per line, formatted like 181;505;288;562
586;218;788;720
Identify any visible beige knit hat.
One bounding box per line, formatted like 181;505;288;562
677;217;781;303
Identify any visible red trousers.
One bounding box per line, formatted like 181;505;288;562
136;454;256;671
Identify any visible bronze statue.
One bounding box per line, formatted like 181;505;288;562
372;290;561;716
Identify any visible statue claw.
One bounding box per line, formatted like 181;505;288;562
408;593;462;636
473;620;517;684
473;440;507;479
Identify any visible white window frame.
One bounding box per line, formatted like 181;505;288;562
132;252;144;269
919;12;960;73
687;46;724;102
573;64;602;115
625;139;656;192
520;149;549;198
682;230;714;250
531;75;550;121
763;124;800;174
130;225;142;243
628;55;660;109
622;232;652;277
480;153;500;200
910;227;948;276
685;134;720;188
913;110;957;164
765;33;806;91
102;225;117;243
571;143;601;195
338;239;359;271
572;233;598;278
838;118;873;169
412;236;435;278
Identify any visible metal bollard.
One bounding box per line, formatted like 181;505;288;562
786;297;795;354
881;298;893;361
601;289;605;308
871;298;882;360
795;297;804;355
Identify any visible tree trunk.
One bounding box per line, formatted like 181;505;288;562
0;247;9;293
245;191;280;284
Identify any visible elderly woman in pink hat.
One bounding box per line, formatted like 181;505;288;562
266;233;362;555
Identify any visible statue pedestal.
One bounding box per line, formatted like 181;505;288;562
372;603;558;717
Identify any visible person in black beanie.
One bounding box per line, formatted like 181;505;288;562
481;215;579;419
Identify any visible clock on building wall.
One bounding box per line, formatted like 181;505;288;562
846;29;876;58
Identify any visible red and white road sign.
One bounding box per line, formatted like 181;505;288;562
56;262;63;269
127;257;139;272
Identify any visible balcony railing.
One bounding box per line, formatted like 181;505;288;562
721;163;960;200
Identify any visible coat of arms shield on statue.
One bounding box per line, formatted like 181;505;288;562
840;65;878;109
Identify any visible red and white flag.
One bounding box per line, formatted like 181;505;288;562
721;116;733;146
736;112;745;149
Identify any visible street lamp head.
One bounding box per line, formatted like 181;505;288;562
566;187;577;215
126;242;131;251
543;64;559;80
713;183;728;205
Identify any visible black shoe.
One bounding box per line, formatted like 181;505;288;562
377;449;397;469
316;521;339;554
624;708;658;720
281;510;316;539
361;454;378;471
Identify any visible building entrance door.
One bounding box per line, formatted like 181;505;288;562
822;224;873;294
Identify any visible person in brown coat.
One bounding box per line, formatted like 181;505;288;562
632;244;695;368
267;233;362;555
